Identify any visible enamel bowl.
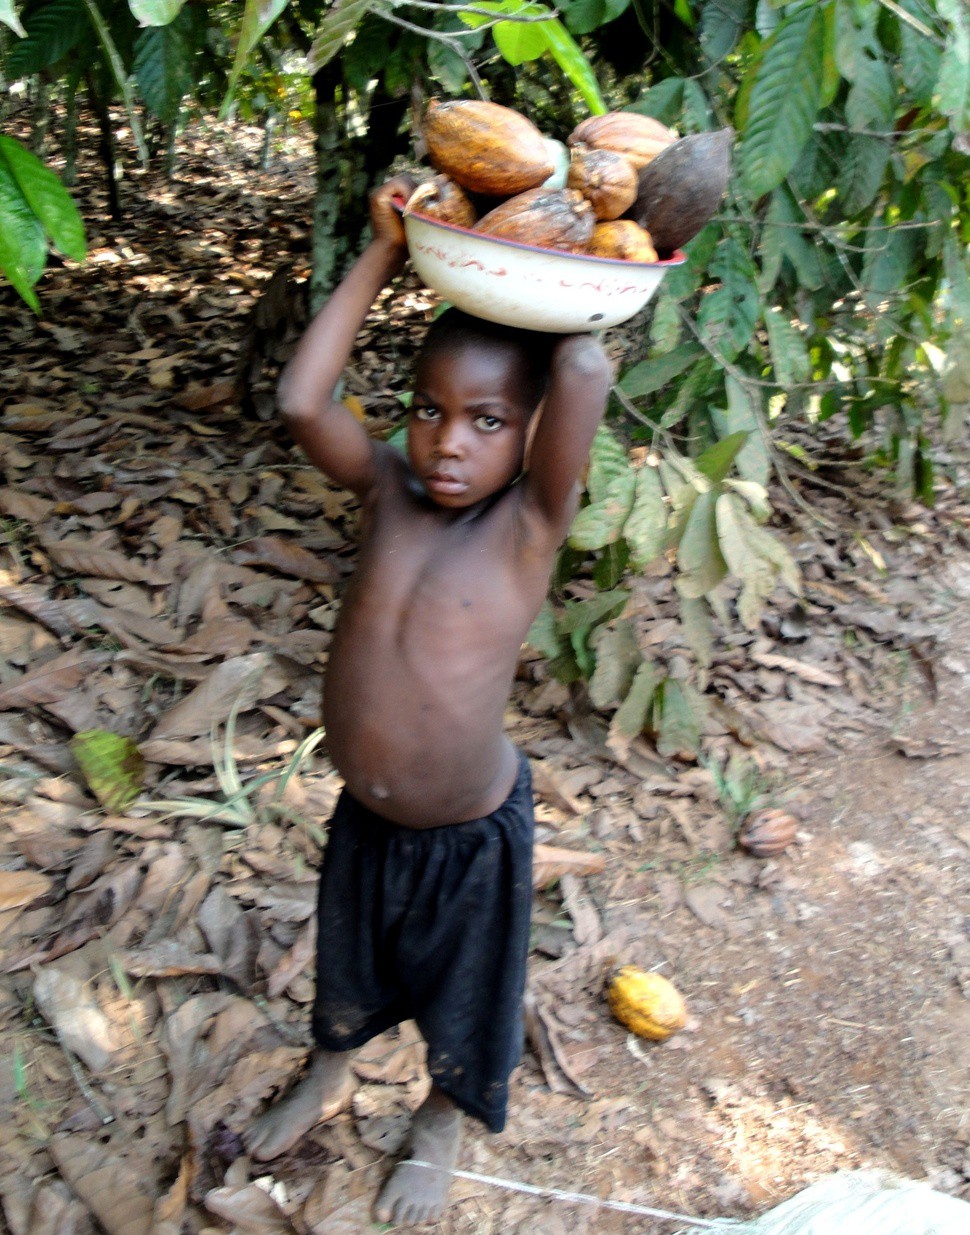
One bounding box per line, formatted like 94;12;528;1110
402;207;685;334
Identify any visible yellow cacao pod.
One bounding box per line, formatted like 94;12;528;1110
607;966;687;1041
474;187;595;253
566;144;638;220
738;809;797;858
588;220;658;263
423;98;554;197
405;175;477;228
568;111;677;171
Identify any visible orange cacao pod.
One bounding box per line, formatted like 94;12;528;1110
474;188;595;253
423;98;554;197
588;220;658;263
568;111;677;171
566;144;638;220
405;176;477;228
738;809;798;858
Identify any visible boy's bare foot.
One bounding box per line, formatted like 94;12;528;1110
374;1086;462;1226
243;1049;355;1161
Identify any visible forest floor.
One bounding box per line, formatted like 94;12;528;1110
0;120;968;1234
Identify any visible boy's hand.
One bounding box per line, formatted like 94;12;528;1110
370;175;418;250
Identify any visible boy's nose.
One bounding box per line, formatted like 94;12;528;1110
435;425;465;458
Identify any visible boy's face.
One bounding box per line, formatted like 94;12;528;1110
408;341;535;509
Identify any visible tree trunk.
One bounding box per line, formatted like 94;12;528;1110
87;73;121;220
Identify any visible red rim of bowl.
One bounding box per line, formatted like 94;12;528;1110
399;203;686;269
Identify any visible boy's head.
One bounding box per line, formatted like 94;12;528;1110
408;309;554;508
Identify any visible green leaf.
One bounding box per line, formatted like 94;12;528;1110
837;133;891;215
738;3;825;198
589;619;640;709
611;660;658;741
899;2;943;100
83;0;150;166
526;599;563;658
715;375;770;486
679;595;714;669
70;729;145;813
654;678;700;760
492;12;549;62
222;0;290;114
619;342;704;398
568;470;637;550
629;77;685;127
845;52;895;130
676;489;727;598
6;0;87;77
763;306;811;388
695;430;748;484
0;157;46;310
560;0;631;38
133;17;194;124
532;9;608;113
1;0;26;37
700;0;748;64
558;589;629;635
128;0;186;25
0;135;85;262
585;424;631;503
697;238;760;361
624;465;667;570
935;0;970;129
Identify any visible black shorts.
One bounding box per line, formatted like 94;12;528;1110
312;752;534;1133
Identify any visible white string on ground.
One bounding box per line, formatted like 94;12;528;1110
402;1160;744;1229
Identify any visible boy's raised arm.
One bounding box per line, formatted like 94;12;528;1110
277;175;415;497
522;334;612;527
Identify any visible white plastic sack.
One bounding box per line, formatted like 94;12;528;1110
677;1170;970;1235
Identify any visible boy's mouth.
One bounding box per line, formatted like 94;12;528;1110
426;471;467;496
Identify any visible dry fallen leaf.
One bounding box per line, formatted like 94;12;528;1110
532;844;607;887
0;870;52;911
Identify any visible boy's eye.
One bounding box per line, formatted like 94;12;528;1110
475;414;502;432
413;405;439;422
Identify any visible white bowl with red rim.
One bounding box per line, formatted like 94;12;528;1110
400;205;685;334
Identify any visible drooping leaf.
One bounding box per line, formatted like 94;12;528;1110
128;0;186;25
695;430;748;484
697;238;760;361
526;600;563;659
0;135;86;262
6;0;87;76
845;51;895;130
558;589;629;636
588;619;640;709
738;3;826;198
619;342;704;399
699;0;749;64
763;306;811;389
624;464;667;569
70;729;146;813
679;595;714;669
585;424;631;503
610;660;658;741
134;16;195;123
837;133;891;215
0;157;46;310
653;678;701;760
935;0;970;130
676;489;727;599
0;0;26;37
222;0;291;113
568;470;636;550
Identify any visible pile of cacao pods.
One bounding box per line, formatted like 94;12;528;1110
407;98;733;264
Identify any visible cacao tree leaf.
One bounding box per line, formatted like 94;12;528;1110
846;51;895;130
530;7;608;114
837;133;891;215
653;678;701;760
585;425;631;503
568;470;636;550
526;600;563;658
0;0;26;36
935;0;970;130
899;1;943;99
676;489;727;599
738;3;825;198
588;619;640;709
222;0;290;112
0;135;85;262
610;660;658;741
0;158;45;309
695;430;748;483
70;729;145;813
698;238;760;361
624;464;667;569
629;76;685;126
678;595;714;670
133;15;194;123
128;0;186;25
82;0;149;165
558;589;629;635
560;0;631;38
619;342;704;398
718;374;770;486
6;0;87;76
763;306;811;389
699;0;749;65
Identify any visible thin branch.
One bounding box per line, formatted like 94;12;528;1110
874;0;945;45
386;0;561;24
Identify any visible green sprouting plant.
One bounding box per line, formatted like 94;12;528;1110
704;749;771;833
139;692;326;828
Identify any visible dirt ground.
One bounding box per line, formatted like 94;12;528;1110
0;120;968;1234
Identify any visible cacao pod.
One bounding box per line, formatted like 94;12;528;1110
738;808;797;858
423;98;554;197
568;111;676;171
632;128;733;256
588;220;658;263
566;144;638;220
474;188;595;253
405;176;477;228
607;966;687;1041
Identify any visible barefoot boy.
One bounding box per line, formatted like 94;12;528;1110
244;175;611;1224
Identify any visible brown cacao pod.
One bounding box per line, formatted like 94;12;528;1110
568;111;677;171
474;188;595;253
405;176;477;228
566;144;638;220
738;809;798;858
423;98;555;197
588;220;658;263
633;128;733;255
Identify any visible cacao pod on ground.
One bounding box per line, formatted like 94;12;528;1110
423;98;554;197
607;966;687;1041
632;128;733;256
474;187;595;253
405;175;477;228
588;219;658;263
569;111;677;171
738;808;798;858
566;143;638;220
